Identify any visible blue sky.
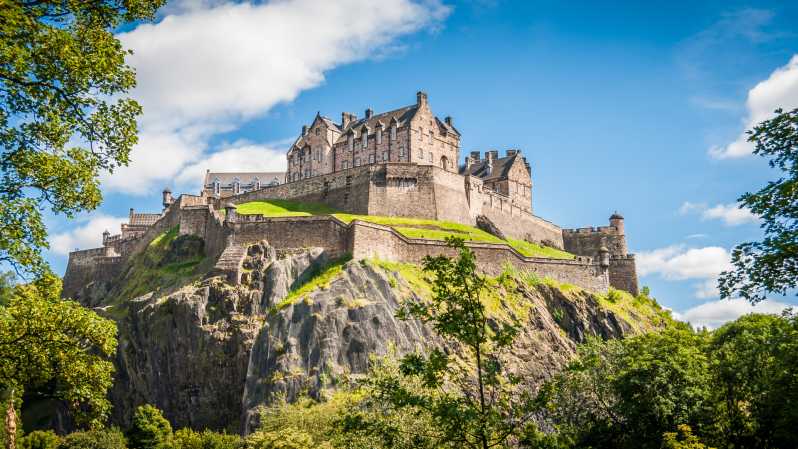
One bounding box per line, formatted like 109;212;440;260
46;0;798;327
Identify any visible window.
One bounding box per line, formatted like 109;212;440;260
377;129;382;145
428;152;433;163
429;129;434;143
355;157;361;167
399;145;405;157
362;131;368;148
382;151;388;161
369;154;375;164
315;127;320;135
418;148;424;159
390;124;397;141
213;178;220;195
348;135;354;152
233;178;240;194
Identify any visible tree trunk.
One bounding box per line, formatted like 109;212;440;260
4;390;16;449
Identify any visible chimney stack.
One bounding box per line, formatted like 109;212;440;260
302;125;308;136
444;116;453;127
470;151;481;161
365;108;373;119
506;149;518;157
416;91;428;108
341;112;357;129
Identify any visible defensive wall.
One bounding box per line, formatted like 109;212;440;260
62;195;616;299
217;162;565;248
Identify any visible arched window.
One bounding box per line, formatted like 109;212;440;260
213;177;220;196
233;178;241;194
440;156;449;171
390;123;397;141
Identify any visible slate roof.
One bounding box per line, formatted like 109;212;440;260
333;105;419;144
203;171;285;187
129;213;161;226
460;153;520;181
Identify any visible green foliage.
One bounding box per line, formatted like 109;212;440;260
235;200;339;217
0;0;164;275
272;255;352;312
245;428;319;449
128;405;172;449
661;425;714;449
0;273;117;427
57;429;127;449
368;237;531;448
718;108;798;303
172;428;243;449
708;311;798;448
113;227;206;302
19;431;59;449
0;272;15;307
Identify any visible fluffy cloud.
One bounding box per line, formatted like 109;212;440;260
106;0;450;195
175;142;288;191
679;298;791;329
49;214;128;255
679;201;759;226
710;54;798;159
636;245;732;298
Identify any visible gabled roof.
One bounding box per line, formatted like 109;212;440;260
334;105;419;144
129;213;161;227
460;153;521;181
436;117;461;137
203;171;285;187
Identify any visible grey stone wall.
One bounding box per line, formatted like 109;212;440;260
609;255;639;296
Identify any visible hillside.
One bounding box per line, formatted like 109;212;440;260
71;226;671;433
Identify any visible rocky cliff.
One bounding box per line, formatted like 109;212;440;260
71;232;669;434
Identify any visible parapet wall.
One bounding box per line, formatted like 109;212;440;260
562;226;627;257
608;255;639;296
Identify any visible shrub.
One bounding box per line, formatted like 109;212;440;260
20;431;60;449
245;428;319;449
173;429;243;449
128;405;172;449
57;429;126;449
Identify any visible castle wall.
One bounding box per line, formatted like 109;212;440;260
562;226;627;257
430;168;474;224
366;164;438;220
62;248;121;299
350;220;608;292
609;255;639;296
227;215;350;260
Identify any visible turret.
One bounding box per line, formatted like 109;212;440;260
224;202;237;224
162;187;173;210
599;245;610;269
102;229;110;245
610;211;624;235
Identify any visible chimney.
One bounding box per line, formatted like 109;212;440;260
341;112;356;129
302;125;308;136
365;108;373;119
129;208;134;220
506;149;518;157
523;157;531;174
444;116;453;127
486;150;499;161
416;91;428;108
470;151;481;161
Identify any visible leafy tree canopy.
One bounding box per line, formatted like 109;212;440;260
0;274;117;427
0;0;164;276
719;108;798;303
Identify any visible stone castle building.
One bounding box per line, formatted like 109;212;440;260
63;91;639;299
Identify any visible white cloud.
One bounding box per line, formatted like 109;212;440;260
679;201;759;226
175;142;288;191
106;0;450;195
49;214;128;255
680;298;791;329
637;245;732;299
710;54;798;159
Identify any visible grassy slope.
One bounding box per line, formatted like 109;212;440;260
236;200;573;260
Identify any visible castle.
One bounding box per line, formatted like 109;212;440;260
63;92;638;299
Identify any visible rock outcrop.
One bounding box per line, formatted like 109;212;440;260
73;238;658;434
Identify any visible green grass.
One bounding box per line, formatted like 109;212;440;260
273;255;353;312
235;200;574;260
236;199;338;217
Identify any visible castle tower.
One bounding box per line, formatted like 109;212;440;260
609;211;624;235
163;187;173;210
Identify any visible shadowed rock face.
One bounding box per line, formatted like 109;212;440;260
75;241;634;434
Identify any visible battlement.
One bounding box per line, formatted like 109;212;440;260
562;225;619;235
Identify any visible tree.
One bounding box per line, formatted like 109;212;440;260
127;405;172;449
56;429;126;449
538;326;713;449
718;108;798;303
0;0;164;276
354;237;531;448
0;273;117;427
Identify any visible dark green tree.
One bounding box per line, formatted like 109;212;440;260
0;274;117;427
0;0;164;276
127;405;172;449
718;108;798;303
353;237;531;448
57;428;126;449
709;311;798;448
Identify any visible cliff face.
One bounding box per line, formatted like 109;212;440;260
73;238;662;434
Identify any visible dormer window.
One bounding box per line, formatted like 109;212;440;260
377;128;382;145
390;123;397;141
233;178;241;194
348;134;354;152
362;128;368;148
315;127;320;135
213;177;220;196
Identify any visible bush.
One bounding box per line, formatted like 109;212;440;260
173;429;243;449
245;428;319;449
57;429;127;449
20;431;60;449
128;405;172;449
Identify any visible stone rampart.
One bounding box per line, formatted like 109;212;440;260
562;225;627;257
608;255;639;296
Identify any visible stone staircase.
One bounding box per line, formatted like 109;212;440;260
213;243;247;284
